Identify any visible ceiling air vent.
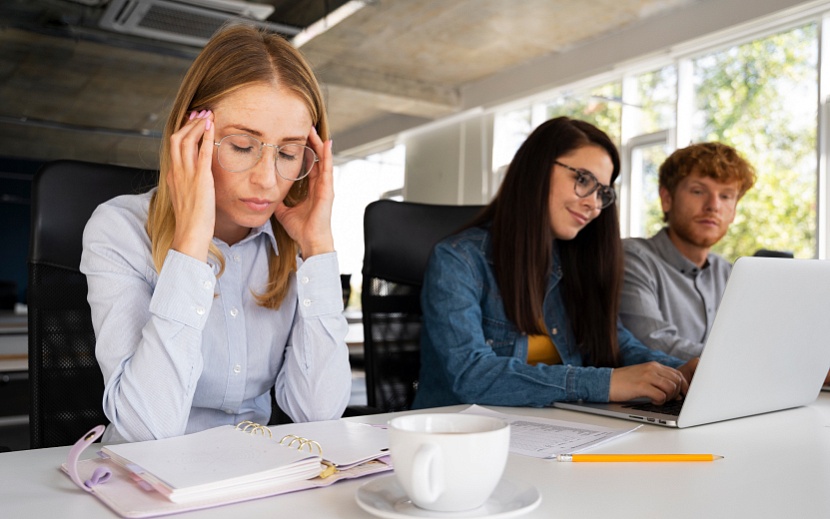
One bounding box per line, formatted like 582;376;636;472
99;0;299;47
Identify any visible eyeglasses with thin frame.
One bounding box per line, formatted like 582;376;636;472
554;160;616;209
214;134;319;181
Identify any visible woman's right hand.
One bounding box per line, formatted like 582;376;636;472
168;110;216;262
609;361;689;404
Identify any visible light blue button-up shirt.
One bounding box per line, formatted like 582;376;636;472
80;190;351;443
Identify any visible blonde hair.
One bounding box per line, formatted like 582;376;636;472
147;24;329;309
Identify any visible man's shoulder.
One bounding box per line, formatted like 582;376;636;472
622;233;681;281
622;234;662;260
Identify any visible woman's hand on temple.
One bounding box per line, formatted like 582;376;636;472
273;126;335;259
168;110;216;262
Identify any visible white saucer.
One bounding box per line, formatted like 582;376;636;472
355;475;541;519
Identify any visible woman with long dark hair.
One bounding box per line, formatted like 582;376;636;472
413;116;697;409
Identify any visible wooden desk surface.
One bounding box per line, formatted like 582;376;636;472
2;393;828;518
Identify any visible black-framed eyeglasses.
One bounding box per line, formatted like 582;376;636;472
214;134;318;181
554;160;617;209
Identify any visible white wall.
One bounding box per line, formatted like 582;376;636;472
400;0;822;204
403;112;494;204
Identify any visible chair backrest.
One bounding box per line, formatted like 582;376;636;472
753;248;794;258
28;159;156;448
361;200;483;412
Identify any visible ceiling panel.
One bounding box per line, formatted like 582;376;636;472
0;0;696;168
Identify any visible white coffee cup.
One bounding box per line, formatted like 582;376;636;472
388;413;510;512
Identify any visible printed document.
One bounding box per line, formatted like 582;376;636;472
461;405;641;458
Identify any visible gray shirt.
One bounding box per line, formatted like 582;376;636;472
620;228;731;360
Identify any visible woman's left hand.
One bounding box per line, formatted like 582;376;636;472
273;126;335;259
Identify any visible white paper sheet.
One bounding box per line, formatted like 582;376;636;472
460;405;641;458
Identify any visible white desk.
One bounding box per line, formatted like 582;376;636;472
3;393;830;518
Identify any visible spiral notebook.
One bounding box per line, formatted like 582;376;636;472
61;420;392;518
102;422;327;503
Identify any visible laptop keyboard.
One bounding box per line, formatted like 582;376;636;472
623;399;684;416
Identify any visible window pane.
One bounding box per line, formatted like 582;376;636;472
631;66;677;135
492;107;532;173
691;24;818;259
492;83;623;200
543;82;623;147
624;66;676;238
332;145;405;304
631;141;671;237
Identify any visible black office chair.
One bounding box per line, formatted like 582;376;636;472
28;160;156;448
753;249;794;258
360;200;483;412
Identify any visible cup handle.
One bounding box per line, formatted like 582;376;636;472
411;442;444;504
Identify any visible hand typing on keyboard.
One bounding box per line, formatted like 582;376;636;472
609;359;696;404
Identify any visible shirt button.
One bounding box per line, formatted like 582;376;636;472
551;327;558;335
233;254;241;262
303;299;312;307
233;364;241;374
230;308;238;317
486;339;494;345
225;409;234;415
301;276;310;284
203;280;212;290
195;306;205;315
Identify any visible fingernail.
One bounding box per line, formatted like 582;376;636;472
205;119;212;130
189;111;197;120
198;109;207;118
312;126;318;134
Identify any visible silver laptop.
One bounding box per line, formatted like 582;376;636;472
554;256;830;428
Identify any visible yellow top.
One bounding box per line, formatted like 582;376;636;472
526;324;562;365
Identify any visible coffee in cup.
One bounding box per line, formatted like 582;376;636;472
388;413;510;512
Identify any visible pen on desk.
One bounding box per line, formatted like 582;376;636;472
556;454;723;462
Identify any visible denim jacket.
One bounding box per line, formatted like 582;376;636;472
411;226;684;409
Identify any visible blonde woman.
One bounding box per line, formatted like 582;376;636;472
81;25;351;443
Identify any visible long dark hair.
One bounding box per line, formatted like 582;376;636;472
470;116;623;367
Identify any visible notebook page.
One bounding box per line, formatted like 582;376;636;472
269;419;389;468
102;425;320;494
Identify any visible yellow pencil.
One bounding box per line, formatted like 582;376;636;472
556;454;723;462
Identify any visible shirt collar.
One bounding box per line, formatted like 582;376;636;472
214;219;280;255
653;227;708;275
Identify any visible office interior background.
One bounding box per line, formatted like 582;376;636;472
0;0;827;304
